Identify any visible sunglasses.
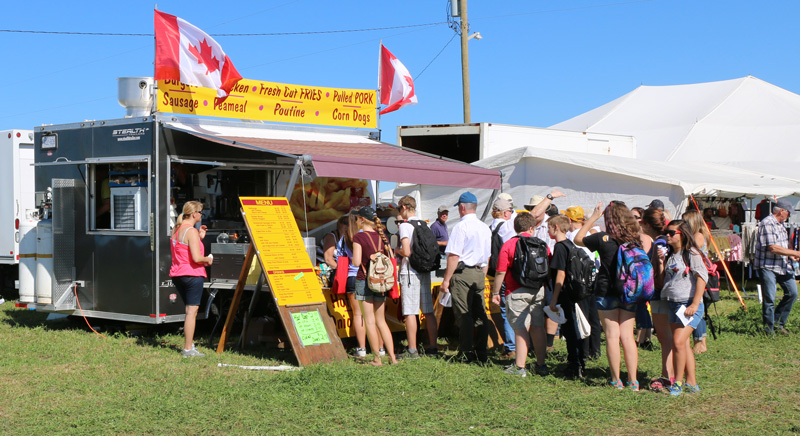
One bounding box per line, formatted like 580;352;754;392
632;215;641;220
665;230;681;237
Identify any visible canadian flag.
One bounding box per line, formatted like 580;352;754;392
154;10;242;99
379;44;418;115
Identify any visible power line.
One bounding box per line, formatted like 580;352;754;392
0;22;445;37
0;0;656;38
414;33;458;81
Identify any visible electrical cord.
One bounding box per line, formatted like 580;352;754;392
73;283;106;338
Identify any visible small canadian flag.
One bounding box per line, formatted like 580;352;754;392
379;44;418;115
154;10;242;99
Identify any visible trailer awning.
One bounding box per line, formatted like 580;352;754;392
165;124;500;190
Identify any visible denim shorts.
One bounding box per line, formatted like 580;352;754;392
355;279;387;302
172;276;204;306
345;276;356;294
595;294;637;313
668;301;705;330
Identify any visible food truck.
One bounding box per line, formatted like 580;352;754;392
21;77;501;332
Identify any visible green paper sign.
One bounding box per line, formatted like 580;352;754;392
290;310;330;346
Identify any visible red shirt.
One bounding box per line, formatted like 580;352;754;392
496;232;539;296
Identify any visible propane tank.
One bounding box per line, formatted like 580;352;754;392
34;219;54;305
18;218;37;303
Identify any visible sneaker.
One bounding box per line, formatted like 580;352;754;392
503;364;527;377
684;383;700;394
779;327;791;336
378;347;386;357
181;347;205;358
423;346;439;357
352;347;367;358
669;381;683;396
448;352;471;364
400;349;420;360
638;340;654;351
565;366;585;380
532;364;549;376
626;380;640;392
609;379;624;390
499;350;516;360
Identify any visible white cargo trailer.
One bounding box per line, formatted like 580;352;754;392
396;123;636;163
0;129;36;297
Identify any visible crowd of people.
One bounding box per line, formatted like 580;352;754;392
170;190;798;396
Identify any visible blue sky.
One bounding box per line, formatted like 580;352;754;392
2;0;799;144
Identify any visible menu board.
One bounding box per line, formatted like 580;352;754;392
240;197;325;306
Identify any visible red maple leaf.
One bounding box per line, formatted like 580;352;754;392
188;39;220;75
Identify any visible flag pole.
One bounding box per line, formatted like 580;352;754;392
152;4;159;116
376;41;382;141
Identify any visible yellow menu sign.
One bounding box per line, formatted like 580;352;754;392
240;197;325;306
157;79;377;129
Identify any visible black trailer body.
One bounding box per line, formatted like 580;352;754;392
32;116;300;324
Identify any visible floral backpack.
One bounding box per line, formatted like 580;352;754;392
615;243;655;304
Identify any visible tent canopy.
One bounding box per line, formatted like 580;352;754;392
164;119;501;190
478;147;800;199
550;76;800;162
395;146;800;226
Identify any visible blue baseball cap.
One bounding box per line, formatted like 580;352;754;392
454;191;478;206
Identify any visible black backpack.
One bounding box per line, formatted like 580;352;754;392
487;221;505;277
703;258;721;305
406;220;441;273
510;236;549;288
563;241;598;303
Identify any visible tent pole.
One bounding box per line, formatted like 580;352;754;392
481;189;499;221
690;194;746;310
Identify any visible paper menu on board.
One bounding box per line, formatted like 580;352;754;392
240;197;325;306
290;310;331;347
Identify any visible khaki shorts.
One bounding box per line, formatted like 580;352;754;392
505;286;546;330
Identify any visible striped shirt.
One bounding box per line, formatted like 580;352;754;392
754;214;792;274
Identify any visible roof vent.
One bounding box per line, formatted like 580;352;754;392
117;77;154;118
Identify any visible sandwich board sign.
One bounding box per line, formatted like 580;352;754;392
216;197;346;365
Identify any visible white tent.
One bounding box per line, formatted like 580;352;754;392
550;76;800;163
394;146;800;226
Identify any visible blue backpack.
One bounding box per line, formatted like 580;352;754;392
615;243;654;304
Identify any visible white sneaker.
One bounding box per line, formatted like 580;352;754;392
182;347;205;358
378;347;386;356
353;347;367;357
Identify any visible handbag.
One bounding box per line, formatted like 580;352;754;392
576;303;591;339
331;256;350;294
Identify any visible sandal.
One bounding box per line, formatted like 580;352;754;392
626;380;640;392
608;379;624;390
649;377;670;391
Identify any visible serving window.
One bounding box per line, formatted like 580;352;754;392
89;160;150;233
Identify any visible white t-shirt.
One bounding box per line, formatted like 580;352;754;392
445;213;492;267
534;215;555;253
398;217;420;274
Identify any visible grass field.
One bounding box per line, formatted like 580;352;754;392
1;291;799;435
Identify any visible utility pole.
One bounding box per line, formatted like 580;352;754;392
459;0;471;123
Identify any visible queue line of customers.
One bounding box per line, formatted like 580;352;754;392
316;191;710;395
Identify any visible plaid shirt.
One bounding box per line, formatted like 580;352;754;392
754;214;792;274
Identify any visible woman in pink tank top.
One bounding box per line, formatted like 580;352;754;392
170;201;213;358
